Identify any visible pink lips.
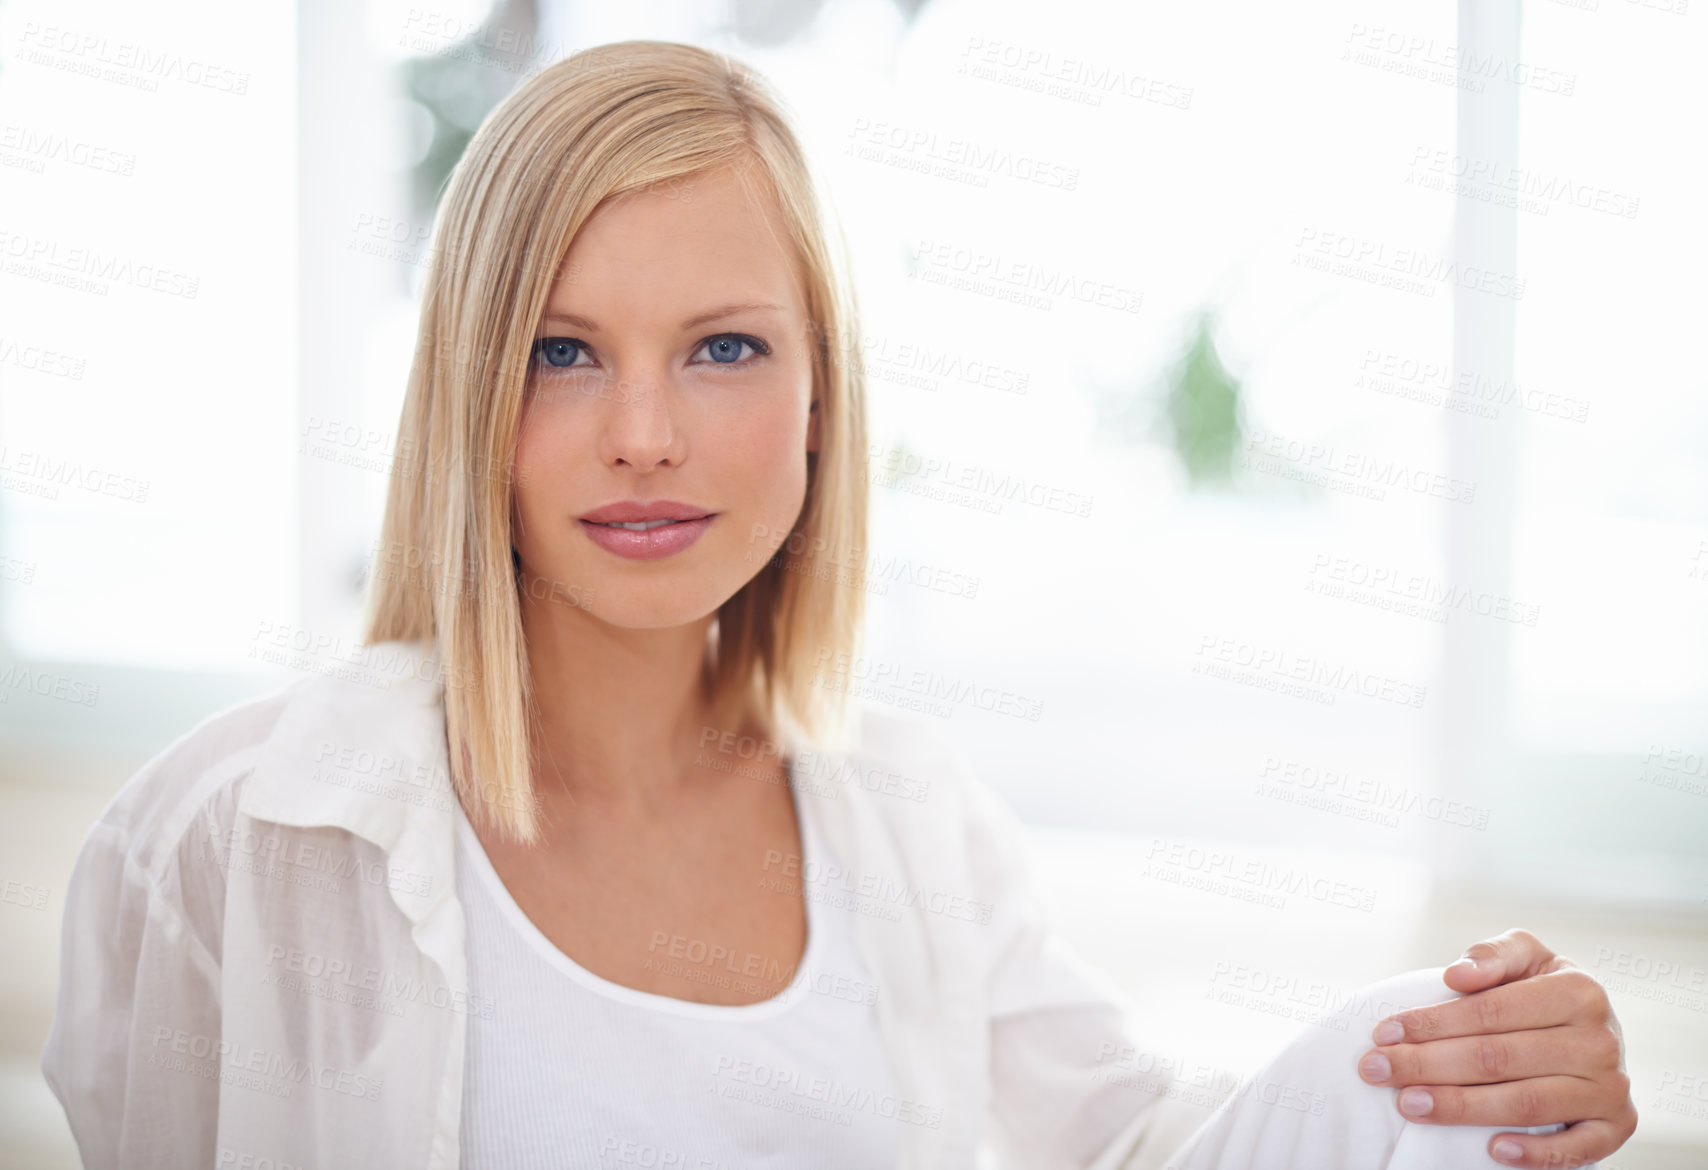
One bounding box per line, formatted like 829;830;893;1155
577;499;716;561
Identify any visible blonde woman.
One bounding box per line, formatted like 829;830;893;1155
42;41;1636;1170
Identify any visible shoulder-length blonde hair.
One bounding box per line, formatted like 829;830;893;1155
362;40;869;845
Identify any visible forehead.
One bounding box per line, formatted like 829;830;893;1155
546;163;807;322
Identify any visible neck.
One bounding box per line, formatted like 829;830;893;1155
518;593;757;818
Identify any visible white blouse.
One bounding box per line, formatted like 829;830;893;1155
39;637;1171;1169
453;760;905;1167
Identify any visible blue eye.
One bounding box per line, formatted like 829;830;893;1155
533;338;586;369
529;332;770;374
697;333;770;366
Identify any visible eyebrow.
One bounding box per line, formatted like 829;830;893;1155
538;301;787;333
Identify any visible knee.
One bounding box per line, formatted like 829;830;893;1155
1234;967;1470;1139
1299;966;1581;1168
1157;968;1464;1168
1264;966;1462;1076
1360;966;1467;1022
1168;968;1586;1170
1351;965;1470;1053
1249;968;1467;1122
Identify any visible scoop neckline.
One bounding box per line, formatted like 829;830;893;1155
453;754;821;1022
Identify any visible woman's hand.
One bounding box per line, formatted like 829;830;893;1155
1355;928;1638;1168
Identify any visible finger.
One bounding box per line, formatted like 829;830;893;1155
1443;927;1557;993
1359;1023;1619;1088
1485;1117;1631;1168
1371;968;1607;1046
1393;1075;1608;1128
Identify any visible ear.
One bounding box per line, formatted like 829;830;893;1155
806;397;821;455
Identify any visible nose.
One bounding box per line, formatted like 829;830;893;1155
595;371;685;472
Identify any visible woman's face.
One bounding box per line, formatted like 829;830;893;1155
509;163;819;631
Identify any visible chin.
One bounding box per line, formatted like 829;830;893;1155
590;601;723;631
570;571;737;631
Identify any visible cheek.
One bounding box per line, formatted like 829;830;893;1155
510;408;576;532
514;397;561;467
709;392;809;506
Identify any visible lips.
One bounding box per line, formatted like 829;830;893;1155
578;510;716;560
579;499;714;525
590;518;686;532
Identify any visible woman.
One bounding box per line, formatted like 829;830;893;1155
42;40;1636;1170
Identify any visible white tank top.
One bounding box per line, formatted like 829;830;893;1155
453;760;908;1169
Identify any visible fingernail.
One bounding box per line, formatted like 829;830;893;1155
1358;1053;1390;1082
1491;1138;1523;1162
1449;956;1479;973
1373;1018;1404;1045
1398;1087;1433;1116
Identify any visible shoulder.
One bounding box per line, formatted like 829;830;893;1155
86;673;307;887
51;671;314;987
830;701;1030;881
794;701;981;831
85;638;443;887
842;702;974;791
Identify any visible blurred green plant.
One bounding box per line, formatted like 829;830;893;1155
1096;307;1248;489
401;0;537;220
399;0;938;222
1164;310;1246;487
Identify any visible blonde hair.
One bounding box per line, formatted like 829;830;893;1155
362;40;869;844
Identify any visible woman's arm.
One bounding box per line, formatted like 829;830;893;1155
958;774;1191;1168
1354;928;1638;1167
